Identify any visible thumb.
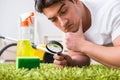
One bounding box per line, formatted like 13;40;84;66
75;19;83;34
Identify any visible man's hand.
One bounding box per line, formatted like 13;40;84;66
53;54;72;68
65;20;85;51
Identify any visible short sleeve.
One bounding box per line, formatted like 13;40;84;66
112;25;120;41
111;2;120;41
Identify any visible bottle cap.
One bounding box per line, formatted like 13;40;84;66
30;12;34;16
21;21;29;27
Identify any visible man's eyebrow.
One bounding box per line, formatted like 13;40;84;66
58;3;65;14
48;3;65;20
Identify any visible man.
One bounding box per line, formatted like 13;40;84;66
35;0;120;68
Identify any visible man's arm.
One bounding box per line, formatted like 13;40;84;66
67;50;90;67
53;50;90;68
79;35;120;68
65;18;120;68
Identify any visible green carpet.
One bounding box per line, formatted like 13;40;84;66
0;63;120;80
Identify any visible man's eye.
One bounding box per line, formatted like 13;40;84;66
61;11;66;14
61;9;67;15
51;18;57;22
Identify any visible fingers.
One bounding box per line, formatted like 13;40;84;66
53;54;64;60
54;59;67;66
65;19;84;51
65;19;83;44
53;54;68;68
76;19;83;34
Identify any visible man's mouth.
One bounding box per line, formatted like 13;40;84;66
65;24;73;32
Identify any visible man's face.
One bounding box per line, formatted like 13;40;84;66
43;0;82;33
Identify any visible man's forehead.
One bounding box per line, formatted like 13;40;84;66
43;2;65;18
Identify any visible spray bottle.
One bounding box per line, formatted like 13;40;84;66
17;20;34;57
20;12;35;43
16;13;40;70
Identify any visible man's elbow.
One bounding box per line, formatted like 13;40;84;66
79;56;90;67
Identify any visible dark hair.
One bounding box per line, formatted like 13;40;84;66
35;0;73;13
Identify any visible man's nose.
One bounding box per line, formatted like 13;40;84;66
58;17;68;27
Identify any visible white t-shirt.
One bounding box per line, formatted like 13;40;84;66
81;0;120;45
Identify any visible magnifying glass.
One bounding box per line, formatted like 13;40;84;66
33;40;63;55
0;36;63;55
46;40;63;54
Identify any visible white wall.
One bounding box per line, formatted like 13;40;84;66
35;13;64;43
0;0;64;44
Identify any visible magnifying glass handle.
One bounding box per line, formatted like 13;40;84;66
37;46;61;55
36;46;49;53
32;44;55;55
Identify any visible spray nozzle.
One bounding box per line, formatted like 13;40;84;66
20;12;34;25
21;20;29;27
25;12;34;24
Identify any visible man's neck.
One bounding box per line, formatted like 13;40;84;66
82;3;91;33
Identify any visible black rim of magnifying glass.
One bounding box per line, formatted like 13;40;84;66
46;40;63;54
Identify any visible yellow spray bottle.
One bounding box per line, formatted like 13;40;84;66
16;20;40;69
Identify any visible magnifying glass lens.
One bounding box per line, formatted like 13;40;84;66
46;41;63;54
47;44;62;53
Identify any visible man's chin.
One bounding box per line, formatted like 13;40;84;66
63;28;78;33
64;30;77;33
